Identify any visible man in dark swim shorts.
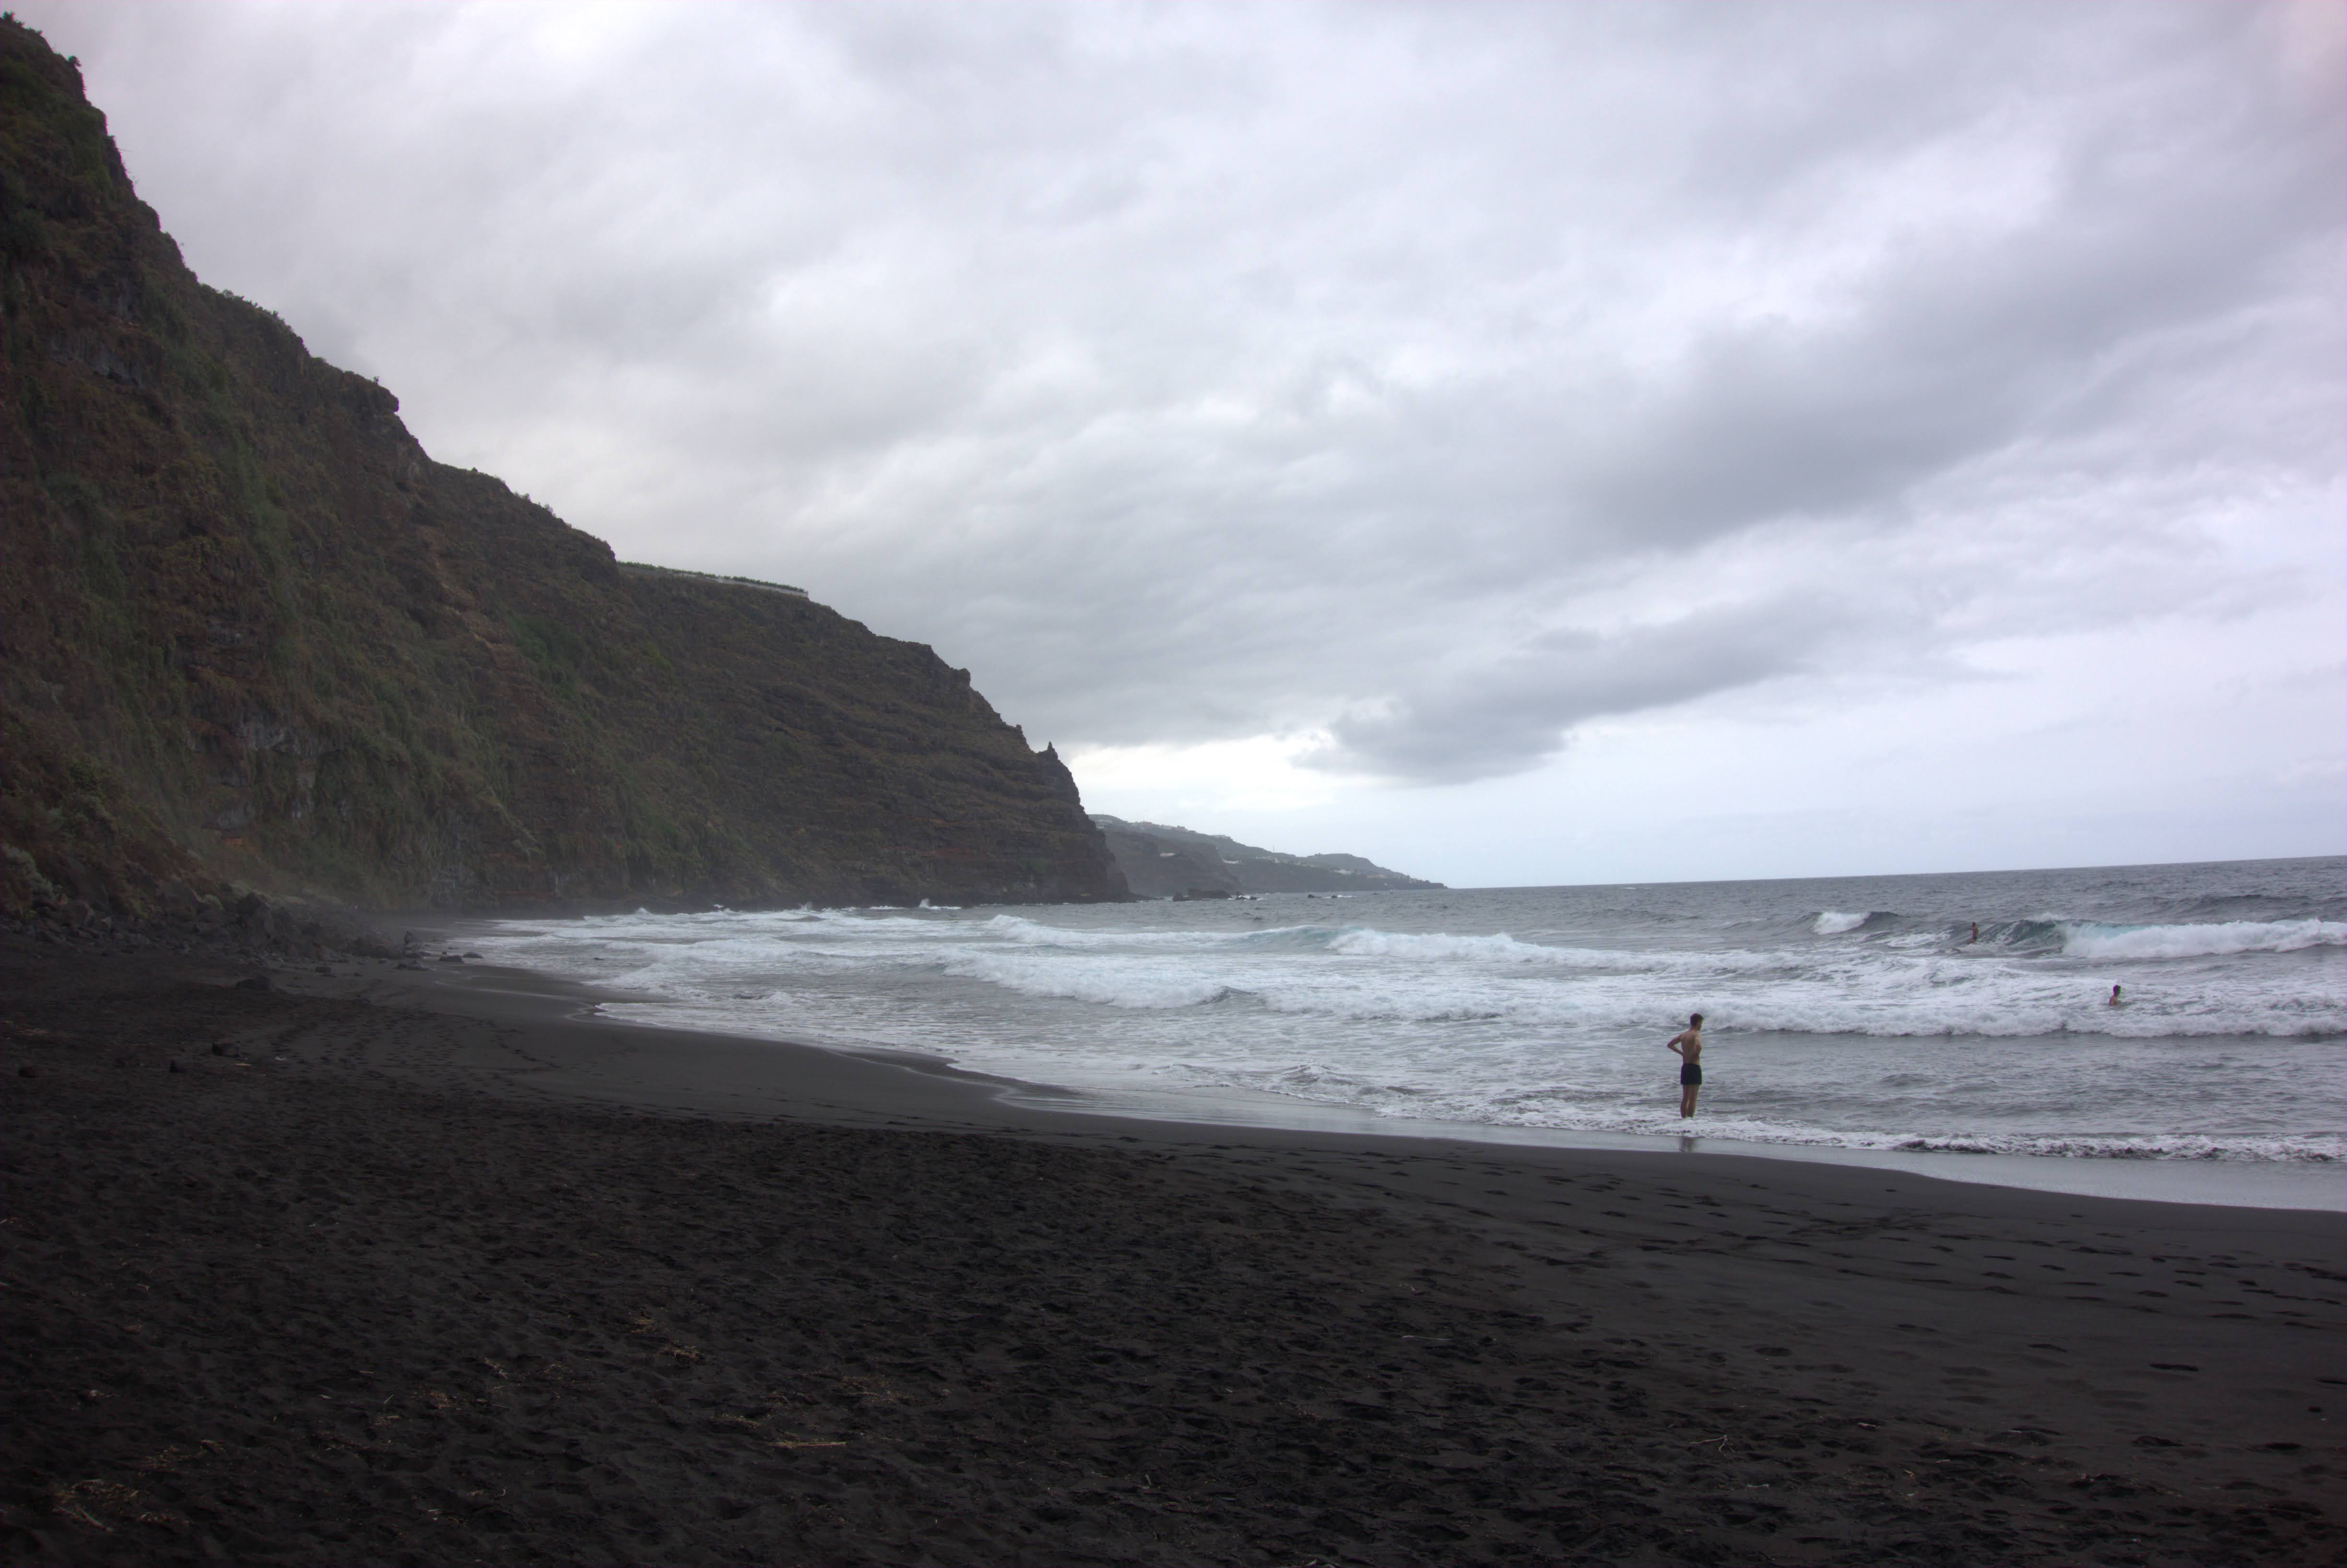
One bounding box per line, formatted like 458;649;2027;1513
1665;1012;1704;1119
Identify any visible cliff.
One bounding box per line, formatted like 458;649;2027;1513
1091;815;1442;898
0;20;1127;920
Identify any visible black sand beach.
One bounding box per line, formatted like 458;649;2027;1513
3;936;2340;1565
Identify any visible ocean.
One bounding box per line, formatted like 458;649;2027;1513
468;856;2344;1178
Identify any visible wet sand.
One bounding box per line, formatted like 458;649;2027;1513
3;938;2341;1565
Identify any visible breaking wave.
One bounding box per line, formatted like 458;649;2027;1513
461;858;2347;1170
2057;918;2345;961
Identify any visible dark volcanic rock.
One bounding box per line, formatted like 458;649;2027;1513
0;20;1126;916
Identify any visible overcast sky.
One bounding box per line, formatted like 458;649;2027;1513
23;0;2343;887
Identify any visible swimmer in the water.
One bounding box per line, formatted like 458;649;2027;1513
2108;984;2123;1006
1967;922;1979;944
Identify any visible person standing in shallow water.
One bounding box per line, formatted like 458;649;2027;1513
1665;1013;1704;1118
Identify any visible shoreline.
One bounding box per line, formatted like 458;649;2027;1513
6;935;2342;1565
394;925;2344;1215
993;1080;2347;1213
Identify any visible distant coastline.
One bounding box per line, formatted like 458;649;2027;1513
1090;814;1442;897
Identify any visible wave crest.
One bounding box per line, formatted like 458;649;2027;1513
2059;918;2345;960
1328;927;1576;963
944;952;1241;1010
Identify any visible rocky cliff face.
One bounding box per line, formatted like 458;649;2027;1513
0;20;1126;918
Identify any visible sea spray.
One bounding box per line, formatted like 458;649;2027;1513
472;857;2346;1164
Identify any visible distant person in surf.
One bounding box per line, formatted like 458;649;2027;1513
1967;922;1979;944
2108;984;2123;1007
1665;1013;1704;1118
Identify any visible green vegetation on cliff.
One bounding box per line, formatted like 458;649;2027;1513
0;19;1125;916
1090;815;1441;897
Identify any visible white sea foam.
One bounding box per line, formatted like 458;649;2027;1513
2058;918;2345;960
465;862;2347;1166
944;950;1238;1010
1328;927;1593;963
914;926;2336;1037
484;905;2346;1041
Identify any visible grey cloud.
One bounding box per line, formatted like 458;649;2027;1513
1313;599;1843;784
1565;37;2340;549
24;0;2339;797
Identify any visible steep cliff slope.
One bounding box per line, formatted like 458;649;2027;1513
0;20;1124;917
1091;815;1442;897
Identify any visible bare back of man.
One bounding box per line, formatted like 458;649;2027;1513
1665;1013;1704;1118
